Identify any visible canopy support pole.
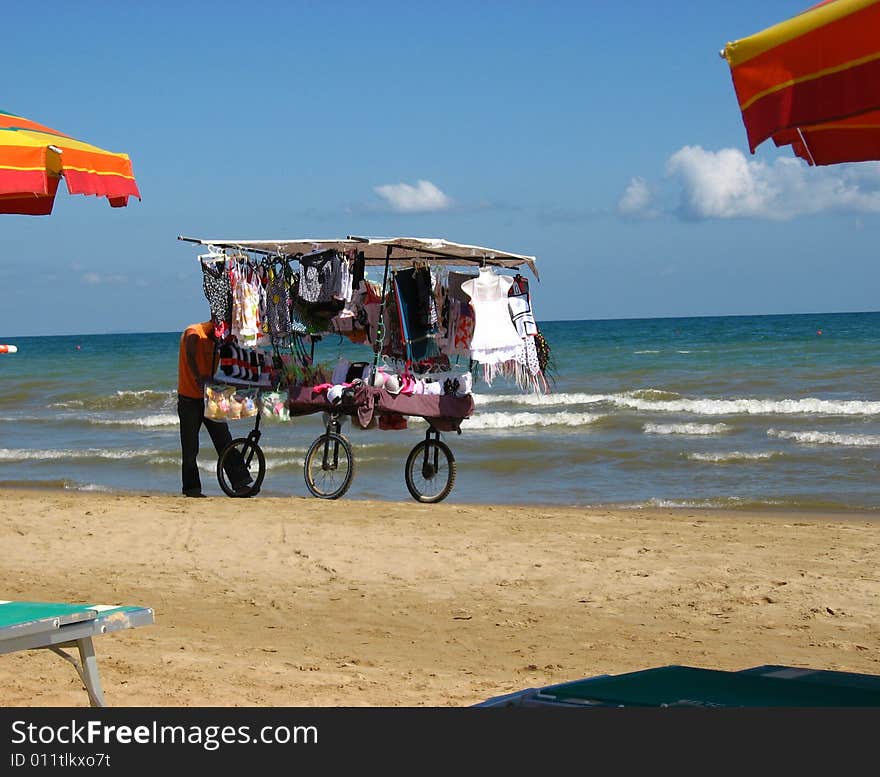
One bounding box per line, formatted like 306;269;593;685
796;128;817;167
371;246;394;378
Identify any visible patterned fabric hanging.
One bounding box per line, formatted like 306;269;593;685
201;258;231;340
230;260;263;346
507;274;538;337
264;265;293;345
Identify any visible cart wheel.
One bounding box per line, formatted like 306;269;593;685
304;432;354;499
404;439;456;503
218;437;265;497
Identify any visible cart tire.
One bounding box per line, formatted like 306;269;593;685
217;437;265;497
304;432;354;499
404;439;456;503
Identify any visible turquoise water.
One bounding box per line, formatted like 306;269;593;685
2;311;880;509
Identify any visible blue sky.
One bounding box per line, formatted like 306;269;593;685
3;1;879;337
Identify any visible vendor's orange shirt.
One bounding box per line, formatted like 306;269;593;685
177;322;217;399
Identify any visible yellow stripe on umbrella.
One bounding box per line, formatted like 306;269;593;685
721;0;880;165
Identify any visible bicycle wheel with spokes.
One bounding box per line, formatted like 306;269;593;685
405;439;456;503
217;437;265;497
304;432;354;499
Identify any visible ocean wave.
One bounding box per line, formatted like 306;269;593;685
0;478;74;490
474;391;880;416
460;411;602;430
644;422;731;436
149;456;234;474
164;456;308;470
473;392;623;408
622;396;880;416
0;448;163;462
264;457;306;469
630;496;767;509
767;429;880;447
148;453;382;471
643;397;880;416
73;483;116;493
0;388;46;407
88;414;180;427
625;389;682;401
259;445;310;456
148;456;182;467
686;451;779;462
0;413;181;428
50;389;175;411
624;496;879;512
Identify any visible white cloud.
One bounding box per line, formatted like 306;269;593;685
665;146;880;220
82;272;129;285
374;179;453;213
617;176;657;218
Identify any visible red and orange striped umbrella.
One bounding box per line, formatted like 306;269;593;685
0;109;140;215
722;0;880;166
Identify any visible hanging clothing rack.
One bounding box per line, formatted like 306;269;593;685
179;234;539;377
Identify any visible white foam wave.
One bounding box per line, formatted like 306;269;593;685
259;446;309;456
627;389;680;399
89;414;180;427
265;457;305;469
461;411;602;430
634;350;659;354
148;456;181;467
474;392;612;407
150;458;251;474
50;389;175;410
628;497;787;509
474;391;880;416
768;429;880;447
644;422;731;436
0;448;162;461
115;389;173;398
628;396;880;416
687;451;778;462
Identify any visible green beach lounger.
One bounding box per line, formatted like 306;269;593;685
0;600;154;707
475;664;880;707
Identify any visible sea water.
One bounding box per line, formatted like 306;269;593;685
2;312;880;510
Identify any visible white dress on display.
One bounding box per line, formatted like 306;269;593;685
461;268;522;378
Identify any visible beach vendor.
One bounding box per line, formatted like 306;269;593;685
177;321;252;497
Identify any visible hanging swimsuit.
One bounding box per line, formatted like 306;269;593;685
231;263;263;346
265;265;293;344
201;259;232;340
298;249;337;303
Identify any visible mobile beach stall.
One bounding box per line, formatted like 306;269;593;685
178;235;551;503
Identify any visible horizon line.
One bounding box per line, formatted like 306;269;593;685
3;308;879;340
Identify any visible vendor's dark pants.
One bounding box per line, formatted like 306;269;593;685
177;394;250;495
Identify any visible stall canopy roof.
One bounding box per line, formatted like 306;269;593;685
178;235;539;279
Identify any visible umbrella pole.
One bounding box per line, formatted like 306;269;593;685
371;246;393;378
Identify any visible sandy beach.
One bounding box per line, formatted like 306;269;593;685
1;487;878;707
